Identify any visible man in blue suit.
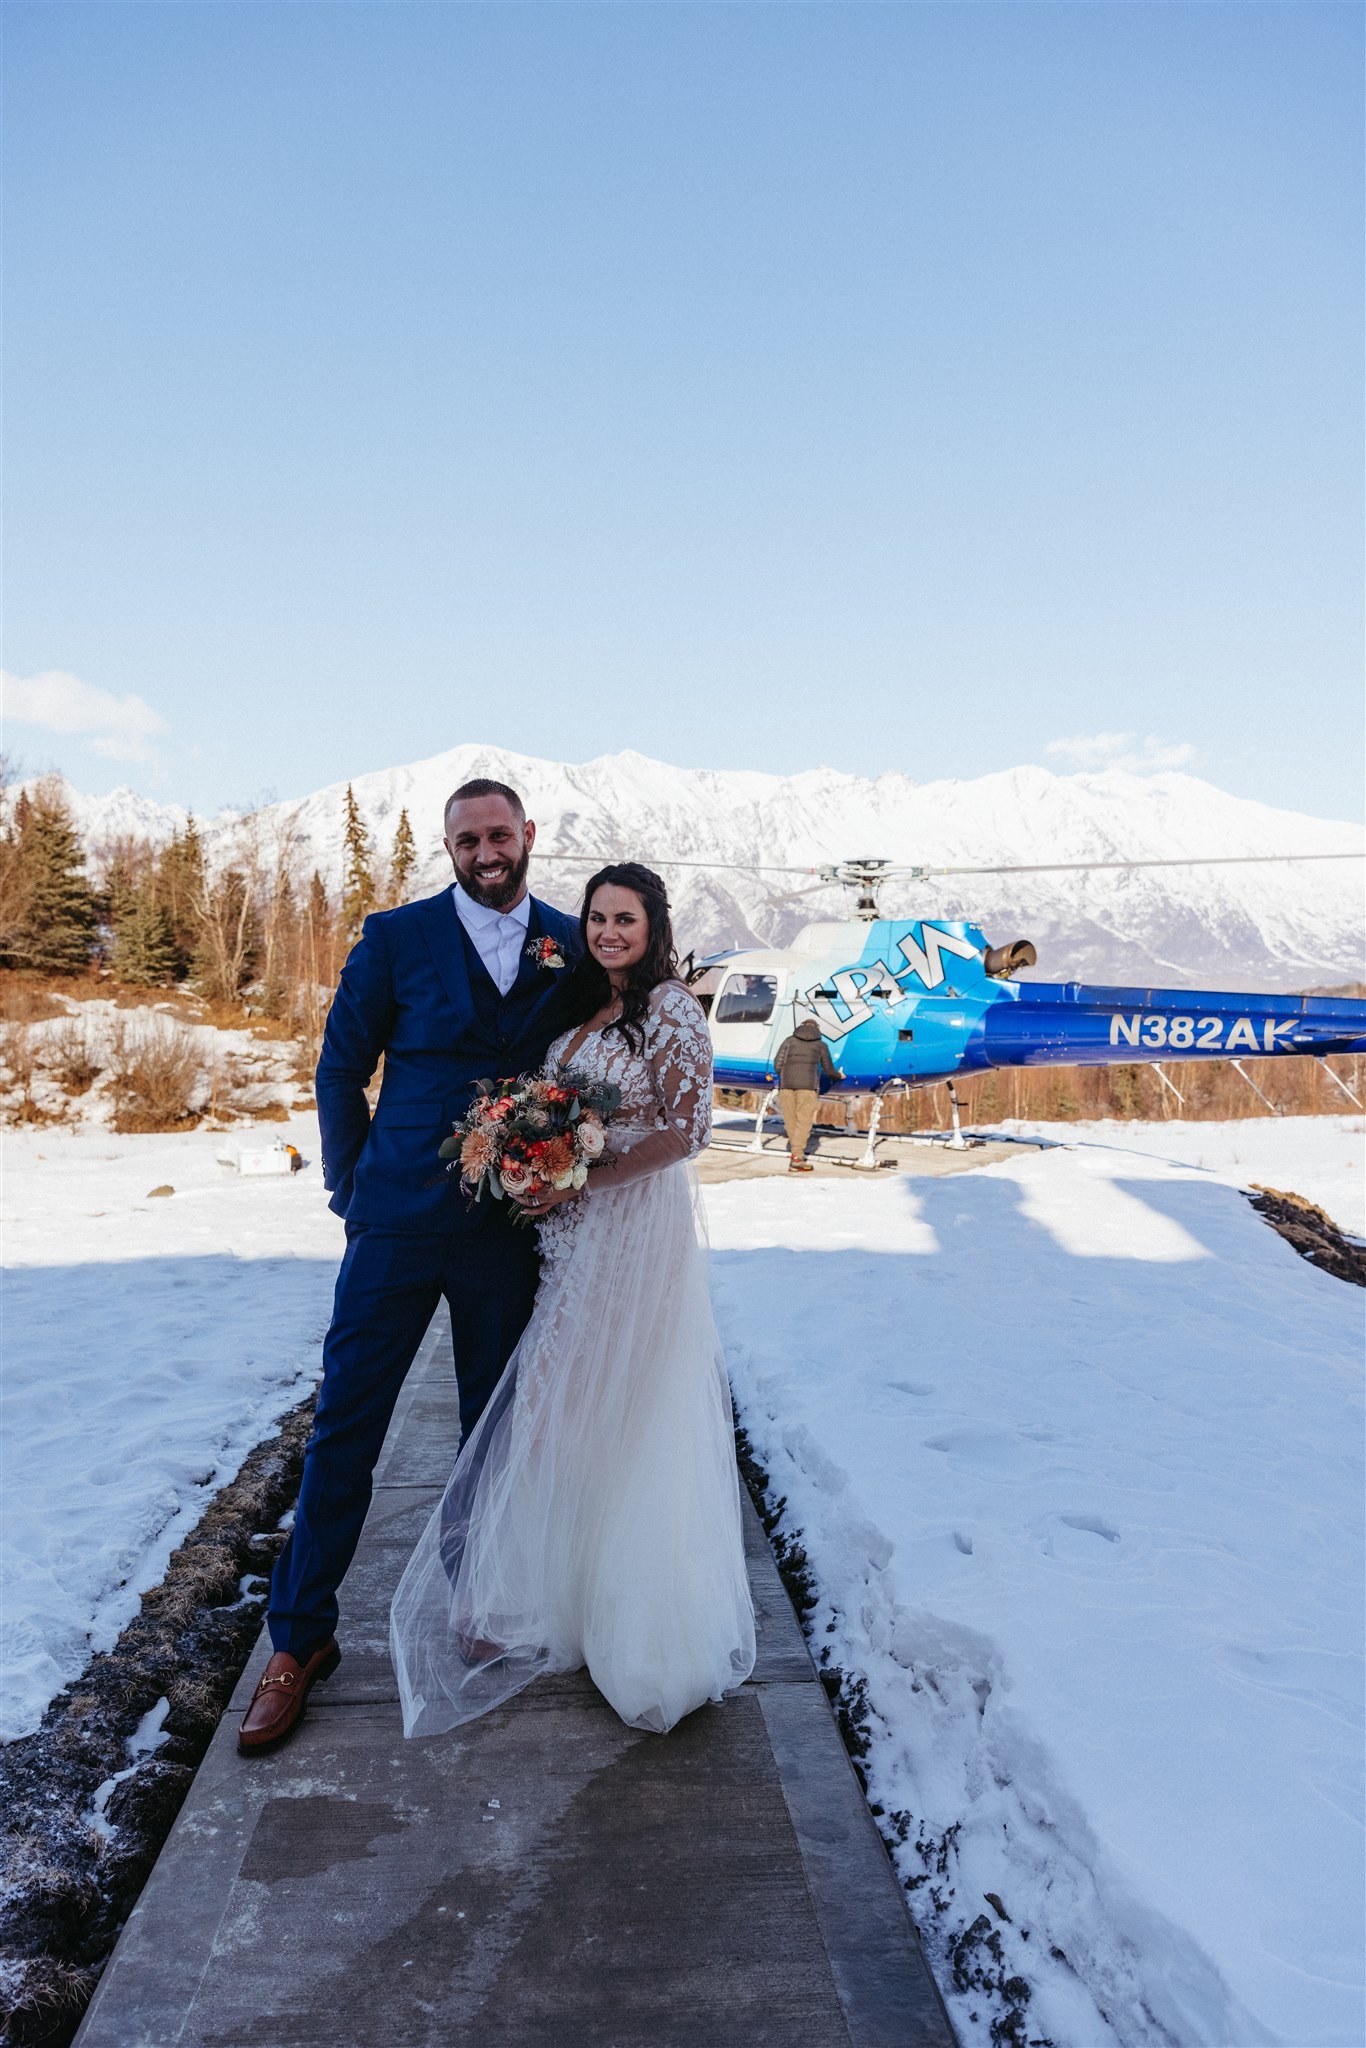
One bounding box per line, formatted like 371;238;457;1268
240;778;582;1753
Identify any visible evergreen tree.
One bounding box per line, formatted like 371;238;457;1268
389;807;417;904
0;779;34;957
259;868;297;1019
341;784;376;942
7;779;98;974
102;840;144;933
297;869;336;1057
305;869;334;979
1110;1064;1142;1118
112;885;178;986
307;869;332;938
157;816;206;976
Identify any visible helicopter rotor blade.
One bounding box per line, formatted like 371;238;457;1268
531;852;827;875
762;881;840;908
532;849;1362;883
907;852;1365;880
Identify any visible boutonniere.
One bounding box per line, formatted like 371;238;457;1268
527;934;567;972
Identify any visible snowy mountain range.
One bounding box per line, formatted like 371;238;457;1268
44;745;1366;990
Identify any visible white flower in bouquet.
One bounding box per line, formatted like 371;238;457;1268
577;1120;606;1159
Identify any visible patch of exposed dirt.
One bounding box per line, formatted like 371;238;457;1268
0;984;72;1024
0;1396;315;2048
1247;1185;1366;1286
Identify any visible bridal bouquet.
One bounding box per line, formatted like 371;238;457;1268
440;1072;621;1210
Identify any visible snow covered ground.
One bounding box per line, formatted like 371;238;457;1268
995;1113;1366;1242
3;995;302;1130
707;1119;1364;2047
4;1109;1362;2044
1;1113;341;1740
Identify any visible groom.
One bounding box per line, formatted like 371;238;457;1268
239;778;582;1754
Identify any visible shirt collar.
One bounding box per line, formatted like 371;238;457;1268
452;881;532;933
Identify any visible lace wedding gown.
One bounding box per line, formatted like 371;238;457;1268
390;981;757;1736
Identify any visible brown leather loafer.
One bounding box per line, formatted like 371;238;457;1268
238;1640;340;1756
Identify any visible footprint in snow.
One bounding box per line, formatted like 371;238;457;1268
922;1428;1032;1472
1038;1512;1122;1559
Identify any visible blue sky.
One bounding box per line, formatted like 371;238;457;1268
4;2;1362;821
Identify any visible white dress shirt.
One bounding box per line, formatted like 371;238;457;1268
451;882;531;996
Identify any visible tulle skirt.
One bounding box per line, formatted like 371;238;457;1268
389;1156;757;1737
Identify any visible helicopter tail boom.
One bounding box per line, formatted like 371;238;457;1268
976;982;1366;1072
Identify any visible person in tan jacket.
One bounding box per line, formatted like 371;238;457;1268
772;1019;840;1172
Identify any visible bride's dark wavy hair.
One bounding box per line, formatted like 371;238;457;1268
563;863;680;1054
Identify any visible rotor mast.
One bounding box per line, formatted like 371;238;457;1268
814;859;918;921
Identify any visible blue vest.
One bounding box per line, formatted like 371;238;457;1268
454;905;549;1061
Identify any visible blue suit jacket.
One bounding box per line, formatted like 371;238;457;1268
316;888;583;1230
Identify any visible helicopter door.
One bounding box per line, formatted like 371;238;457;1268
711;971;781;1062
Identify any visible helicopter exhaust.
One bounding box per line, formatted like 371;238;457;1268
983;939;1037;980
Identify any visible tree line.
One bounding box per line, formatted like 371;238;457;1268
0;774;419;1055
3;771;1358;1125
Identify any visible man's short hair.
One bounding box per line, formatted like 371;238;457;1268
444;777;526;824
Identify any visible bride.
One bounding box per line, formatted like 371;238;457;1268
390;862;757;1736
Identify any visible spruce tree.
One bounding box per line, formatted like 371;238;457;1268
341;784;376;942
158;816;206;977
112;886;178;986
102;841;144;934
389;807;417;904
8;780;98;974
259;868;296;1019
0;782;34;958
307;869;332;939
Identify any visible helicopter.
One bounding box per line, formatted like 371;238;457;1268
538;848;1366;1149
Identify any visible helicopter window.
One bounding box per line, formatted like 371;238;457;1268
686;967;723;1018
714;973;778;1026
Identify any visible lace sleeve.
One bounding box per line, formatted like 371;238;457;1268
647;982;713;1152
587;983;713;1192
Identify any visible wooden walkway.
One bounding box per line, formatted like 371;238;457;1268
75;1317;956;2048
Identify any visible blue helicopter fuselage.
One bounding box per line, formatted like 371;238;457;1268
703;918;1366;1092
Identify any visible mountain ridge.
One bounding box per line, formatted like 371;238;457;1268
31;745;1366;991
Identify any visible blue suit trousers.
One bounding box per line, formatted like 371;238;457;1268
267;1217;540;1657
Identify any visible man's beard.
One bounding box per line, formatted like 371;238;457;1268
456;842;530;910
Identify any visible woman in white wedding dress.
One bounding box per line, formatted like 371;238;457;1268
390;863;756;1737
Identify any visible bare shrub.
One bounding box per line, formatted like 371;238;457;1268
43;1017;101;1096
0;1018;43;1122
106;1016;205;1133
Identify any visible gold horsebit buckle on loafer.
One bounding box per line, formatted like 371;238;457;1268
254;1671;299;1693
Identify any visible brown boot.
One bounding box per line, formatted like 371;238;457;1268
238;1640;340;1756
